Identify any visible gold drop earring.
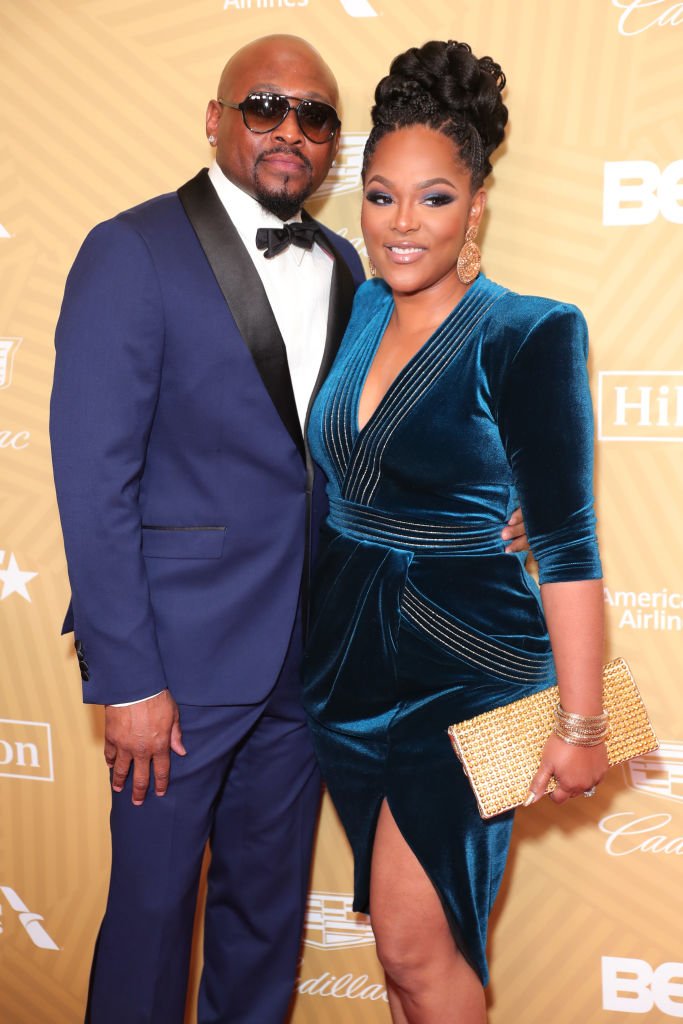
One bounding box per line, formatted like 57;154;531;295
456;225;481;285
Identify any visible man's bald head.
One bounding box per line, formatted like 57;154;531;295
218;35;339;109
205;35;341;220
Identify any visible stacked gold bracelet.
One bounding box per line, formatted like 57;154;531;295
553;706;610;747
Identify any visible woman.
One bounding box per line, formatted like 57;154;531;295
303;40;607;1023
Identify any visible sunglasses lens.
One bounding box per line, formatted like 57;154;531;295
298;100;338;142
242;94;289;132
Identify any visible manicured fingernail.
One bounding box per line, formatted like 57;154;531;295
523;791;537;807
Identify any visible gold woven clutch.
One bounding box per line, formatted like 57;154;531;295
447;657;658;819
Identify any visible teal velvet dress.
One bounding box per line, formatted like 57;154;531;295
302;274;602;985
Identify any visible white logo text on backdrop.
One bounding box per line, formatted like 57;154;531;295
0;223;10;239
0;430;31;450
599;813;683;856
0;552;38;602
605;586;682;631
626;742;683;801
603;160;683;225
602;957;683;1015
304;891;374;950
0;887;59;950
316;134;368;200
599;744;683;856
336;0;378;15
598;372;683;442
222;0;379;11
223;0;309;9
0;720;54;782
613;0;683;36
0;338;21;390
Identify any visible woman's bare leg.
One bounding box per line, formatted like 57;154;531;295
370;800;487;1024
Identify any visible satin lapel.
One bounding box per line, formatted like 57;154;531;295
178;168;304;459
302;212;357;429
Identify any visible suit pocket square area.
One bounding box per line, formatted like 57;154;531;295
141;525;227;559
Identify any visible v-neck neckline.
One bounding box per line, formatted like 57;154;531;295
354;275;485;437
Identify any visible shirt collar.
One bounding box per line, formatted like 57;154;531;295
207;161;304;245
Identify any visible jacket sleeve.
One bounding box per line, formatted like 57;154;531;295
496;303;602;585
50;217;168;704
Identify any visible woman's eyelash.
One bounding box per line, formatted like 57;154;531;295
364;191;455;207
365;190;393;205
422;193;454;206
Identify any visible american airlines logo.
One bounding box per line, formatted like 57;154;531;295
0;720;54;782
316;134;368;199
625;741;683;803
337;0;378;14
303;891;375;950
0;887;59;950
224;1;308;9
223;0;378;12
0;338;21;390
598;372;683;442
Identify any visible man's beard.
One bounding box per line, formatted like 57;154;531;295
253;147;315;221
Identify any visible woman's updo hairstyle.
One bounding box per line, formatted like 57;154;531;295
363;40;508;191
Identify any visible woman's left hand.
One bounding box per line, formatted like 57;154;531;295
525;733;609;806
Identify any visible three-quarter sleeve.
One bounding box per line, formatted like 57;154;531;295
496;303;602;584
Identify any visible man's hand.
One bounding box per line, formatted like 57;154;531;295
104;691;186;805
501;507;529;553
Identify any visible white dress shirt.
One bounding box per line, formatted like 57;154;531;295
208;160;333;429
115;163;334;706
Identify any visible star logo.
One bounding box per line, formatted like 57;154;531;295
0;551;38;602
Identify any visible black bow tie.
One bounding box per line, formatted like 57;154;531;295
255;222;322;259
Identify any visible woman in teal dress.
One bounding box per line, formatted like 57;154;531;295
303;40;608;1023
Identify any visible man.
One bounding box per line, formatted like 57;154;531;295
51;34;527;1024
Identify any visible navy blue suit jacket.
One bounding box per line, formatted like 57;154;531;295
50;168;364;706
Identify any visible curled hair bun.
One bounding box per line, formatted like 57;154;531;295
373;78;440;125
365;40;508;187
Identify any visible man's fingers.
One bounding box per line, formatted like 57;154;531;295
131;756;152;806
502;507;529;553
170;717;186;757
104;740;116;768
111;750;132;793
153;750;171;798
524;761;554;806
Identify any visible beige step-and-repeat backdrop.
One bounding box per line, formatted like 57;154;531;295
1;1;682;1021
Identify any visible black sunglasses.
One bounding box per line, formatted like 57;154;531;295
218;92;340;144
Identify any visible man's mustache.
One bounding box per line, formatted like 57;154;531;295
256;146;313;174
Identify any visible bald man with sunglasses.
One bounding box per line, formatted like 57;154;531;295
50;34;527;1024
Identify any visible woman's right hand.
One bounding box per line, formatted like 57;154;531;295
525;732;608;806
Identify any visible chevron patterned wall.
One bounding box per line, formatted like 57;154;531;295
1;1;681;1021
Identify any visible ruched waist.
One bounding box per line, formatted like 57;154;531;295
327;497;504;555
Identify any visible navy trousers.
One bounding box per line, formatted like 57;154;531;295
85;611;321;1024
